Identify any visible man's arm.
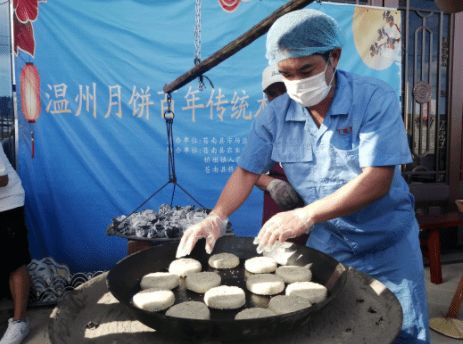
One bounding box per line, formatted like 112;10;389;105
257;166;395;247
255;174;273;190
0;175;8;187
306;166;394;223
213;166;260;220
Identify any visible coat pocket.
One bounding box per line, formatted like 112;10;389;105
271;143;313;163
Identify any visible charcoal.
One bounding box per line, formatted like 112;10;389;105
146;228;157;239
108;204;212;240
135;227;145;238
158;204;171;215
165;226;180;238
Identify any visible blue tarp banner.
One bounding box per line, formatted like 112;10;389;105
15;0;401;272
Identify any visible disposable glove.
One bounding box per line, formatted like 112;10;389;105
254;207;314;254
176;212;228;258
267;179;304;211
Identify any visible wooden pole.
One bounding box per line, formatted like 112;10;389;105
163;0;316;94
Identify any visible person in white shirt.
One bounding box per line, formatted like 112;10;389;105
0;143;31;344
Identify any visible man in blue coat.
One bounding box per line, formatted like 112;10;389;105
177;9;429;343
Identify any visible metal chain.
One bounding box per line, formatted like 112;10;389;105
164;95;176;185
194;0;205;90
194;0;201;62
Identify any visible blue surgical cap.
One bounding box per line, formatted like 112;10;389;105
266;9;343;65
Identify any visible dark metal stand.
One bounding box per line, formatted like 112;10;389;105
116;95;205;228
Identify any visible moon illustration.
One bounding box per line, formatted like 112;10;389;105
352;7;401;70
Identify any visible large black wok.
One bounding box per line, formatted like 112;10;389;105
107;236;347;341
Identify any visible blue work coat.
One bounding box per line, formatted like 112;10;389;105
238;70;429;343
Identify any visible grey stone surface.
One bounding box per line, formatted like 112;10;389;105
1;263;461;343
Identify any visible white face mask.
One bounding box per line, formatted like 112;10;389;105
283;63;335;108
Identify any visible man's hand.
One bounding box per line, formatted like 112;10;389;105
255;207;314;253
267;179;304;210
176;212;228;258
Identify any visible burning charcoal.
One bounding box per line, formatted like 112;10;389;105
142;210;158;222
159;204;172;215
148;216;158;224
174;207;186;218
183;205;194;212
190;212;208;224
108;205;231;240
132;220;147;229
169;215;181;224
146;228;157;239
115;215;126;223
165;226;180;238
135;227;147;238
157;219;168;229
176;219;189;231
124;225;135;236
111;216;126;230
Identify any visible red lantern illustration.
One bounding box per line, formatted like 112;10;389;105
20;62;40;158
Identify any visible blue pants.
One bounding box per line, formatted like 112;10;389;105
308;225;429;343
